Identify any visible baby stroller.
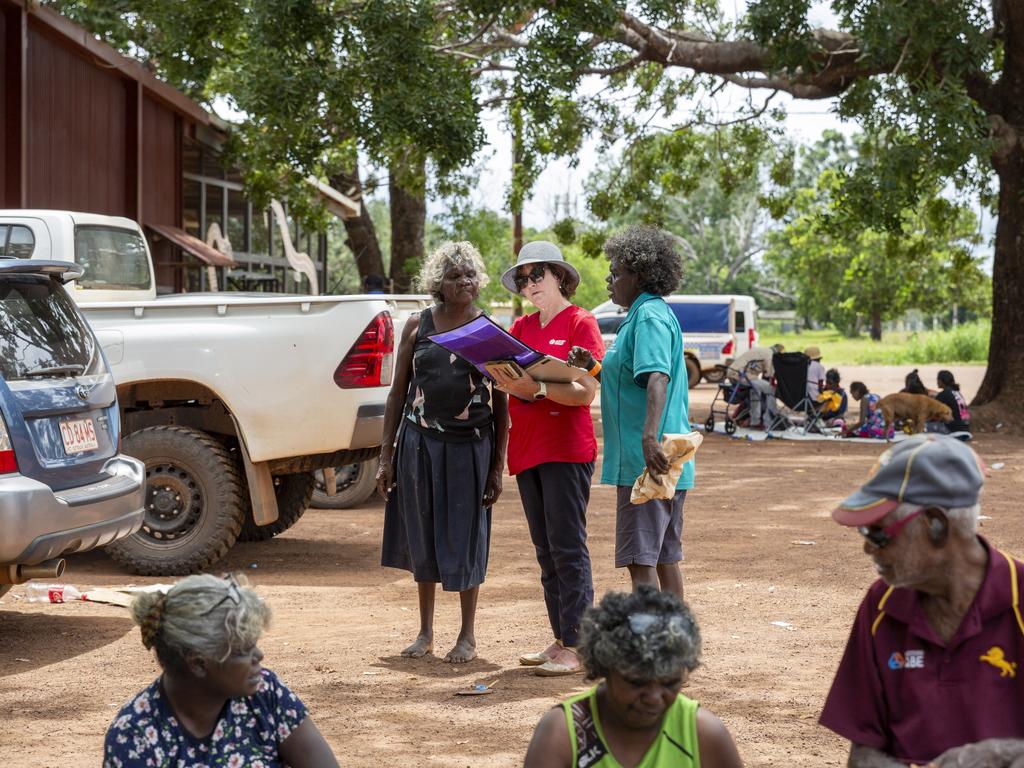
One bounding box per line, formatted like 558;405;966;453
704;362;755;435
765;352;828;435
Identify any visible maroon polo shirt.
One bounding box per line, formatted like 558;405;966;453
820;537;1024;764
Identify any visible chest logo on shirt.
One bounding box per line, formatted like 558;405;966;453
980;646;1017;678
548;339;567;346
888;650;924;670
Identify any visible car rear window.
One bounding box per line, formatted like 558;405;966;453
75;226;150;290
0;276;100;381
597;316;623;334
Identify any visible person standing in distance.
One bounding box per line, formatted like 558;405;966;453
569;225;692;599
490;241;604;677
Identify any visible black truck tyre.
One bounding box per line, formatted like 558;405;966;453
105;426;246;576
685;356;701;389
238;472;316;542
310;459;379;509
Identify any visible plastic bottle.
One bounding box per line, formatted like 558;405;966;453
24;583;84;603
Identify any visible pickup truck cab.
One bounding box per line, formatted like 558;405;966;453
1;209;421;575
0;257;145;598
592;294;759;387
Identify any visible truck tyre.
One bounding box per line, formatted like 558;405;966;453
685;356;701;389
105;426;246;576
310;459;379;509
238;472;316;542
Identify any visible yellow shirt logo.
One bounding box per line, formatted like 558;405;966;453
980;646;1017;678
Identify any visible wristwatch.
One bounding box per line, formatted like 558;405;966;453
534;381;547;400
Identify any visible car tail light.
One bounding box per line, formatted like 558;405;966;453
748;327;758;348
0;413;17;474
334;312;394;388
721;339;734;356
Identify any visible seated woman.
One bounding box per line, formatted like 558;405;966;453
523;586;742;768
901;369;931;395
842;381;890;439
104;574;338;768
929;369;972;440
816;368;848;424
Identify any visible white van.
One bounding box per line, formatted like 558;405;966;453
592;294;759;388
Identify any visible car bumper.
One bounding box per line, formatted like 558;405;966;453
349;402;386;450
0;455;145;565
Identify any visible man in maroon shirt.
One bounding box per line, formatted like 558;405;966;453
820;434;1024;767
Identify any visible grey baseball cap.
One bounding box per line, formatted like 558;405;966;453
832;434;986;526
500;240;581;294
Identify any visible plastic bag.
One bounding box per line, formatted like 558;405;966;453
630;432;703;504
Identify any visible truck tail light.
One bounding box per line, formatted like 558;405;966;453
721;339;734;356
0;413;17;474
748;327;758;348
334;312;394;389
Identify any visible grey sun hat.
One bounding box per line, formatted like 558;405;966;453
832;434;986;527
500;241;581;294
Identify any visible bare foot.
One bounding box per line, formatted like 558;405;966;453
444;636;477;663
400;633;433;658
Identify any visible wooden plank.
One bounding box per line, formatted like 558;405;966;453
125;80;143;219
2;5;26;206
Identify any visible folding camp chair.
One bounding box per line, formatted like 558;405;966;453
764;352;828;435
704;361;755;435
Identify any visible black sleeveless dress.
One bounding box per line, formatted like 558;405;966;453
380;308;495;591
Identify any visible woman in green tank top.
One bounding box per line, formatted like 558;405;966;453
524;587;742;768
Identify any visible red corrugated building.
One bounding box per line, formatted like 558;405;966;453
0;0;357;294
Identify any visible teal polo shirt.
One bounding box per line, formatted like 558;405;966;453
600;292;694;489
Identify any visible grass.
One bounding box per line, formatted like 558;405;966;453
761;321;990;366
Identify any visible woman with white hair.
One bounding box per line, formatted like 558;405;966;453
378;241;509;663
524;586;742;767
103;573;337;768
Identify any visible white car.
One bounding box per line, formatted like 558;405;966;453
2;209;428;574
592;294;759;387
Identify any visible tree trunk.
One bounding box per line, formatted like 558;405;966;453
388;157;425;294
972;143;1024;415
869;310;882;341
329;167;385;284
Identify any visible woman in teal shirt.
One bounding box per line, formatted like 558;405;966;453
570;225;693;599
523;587;742;768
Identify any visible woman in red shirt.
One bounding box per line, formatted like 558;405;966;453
492;241;604;676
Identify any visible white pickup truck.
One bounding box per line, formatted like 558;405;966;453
1;210;427;575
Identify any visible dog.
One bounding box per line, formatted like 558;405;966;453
878;393;953;436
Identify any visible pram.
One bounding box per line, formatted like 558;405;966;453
704;362;756;435
765;352;828;435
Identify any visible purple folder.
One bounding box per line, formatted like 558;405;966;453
428;314;583;383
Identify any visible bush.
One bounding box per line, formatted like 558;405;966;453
901;321;990;364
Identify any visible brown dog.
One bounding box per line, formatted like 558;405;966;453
878;393;953;436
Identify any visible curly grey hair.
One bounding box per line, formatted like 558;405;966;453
417;241;489;302
603;225;682;297
131;573;270;676
578;586;701;682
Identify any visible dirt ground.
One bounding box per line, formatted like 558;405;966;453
2;365;1020;767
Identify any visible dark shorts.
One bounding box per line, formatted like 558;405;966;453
614;487;686;568
380;426;493;592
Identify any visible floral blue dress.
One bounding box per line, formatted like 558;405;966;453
103;668;307;768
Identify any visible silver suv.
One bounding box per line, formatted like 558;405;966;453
0;257;145;598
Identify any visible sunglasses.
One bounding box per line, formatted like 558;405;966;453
513;264;549;291
858;509;923;549
202;574;242;615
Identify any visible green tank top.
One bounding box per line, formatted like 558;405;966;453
561;685;700;768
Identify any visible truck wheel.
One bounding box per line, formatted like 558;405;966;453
310;459;379;509
105;426;245;576
238;472;316;542
685;357;701;389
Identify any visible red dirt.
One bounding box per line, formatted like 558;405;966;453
2;364;1019;767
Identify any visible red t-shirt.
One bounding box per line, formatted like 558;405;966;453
506;305;605;475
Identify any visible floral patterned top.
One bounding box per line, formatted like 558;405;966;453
103;668;307;768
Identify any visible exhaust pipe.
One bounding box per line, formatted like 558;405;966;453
2;558;67;584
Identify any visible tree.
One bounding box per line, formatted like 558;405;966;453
446;1;1020;421
48;0;486;292
766;167;989;339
